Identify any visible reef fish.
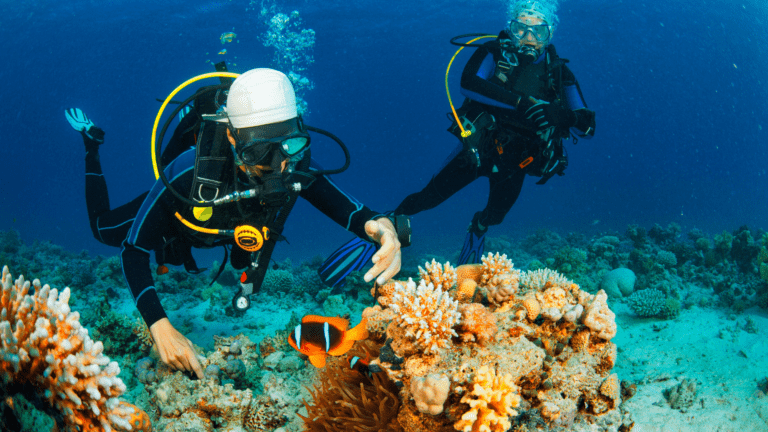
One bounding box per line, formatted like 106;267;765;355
218;49;227;55
288;315;368;368
220;32;236;44
348;353;373;379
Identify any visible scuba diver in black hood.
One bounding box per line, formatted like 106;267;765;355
66;68;409;378
393;0;596;265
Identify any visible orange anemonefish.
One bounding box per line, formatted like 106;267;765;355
287;315;368;368
348;353;373;379
156;265;169;275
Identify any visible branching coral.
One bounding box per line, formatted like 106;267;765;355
0;266;148;432
519;268;573;293
480;253;514;285
389;279;461;354
453;365;521;432
419;259;457;292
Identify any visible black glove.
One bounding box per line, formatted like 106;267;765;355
524;100;577;133
85;126;105;143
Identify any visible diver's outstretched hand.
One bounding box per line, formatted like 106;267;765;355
65;108;105;144
150;318;204;379
364;218;401;284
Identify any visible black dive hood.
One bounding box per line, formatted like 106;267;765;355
154;85;351;210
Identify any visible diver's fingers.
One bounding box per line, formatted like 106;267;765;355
375;250;402;284
364;220;397;282
186;339;205;379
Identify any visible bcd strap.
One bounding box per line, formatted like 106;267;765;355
192;122;231;202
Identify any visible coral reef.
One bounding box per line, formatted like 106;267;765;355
0;266;149;432
355;254;627;431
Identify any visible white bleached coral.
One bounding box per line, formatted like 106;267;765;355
0;266;148;432
389;278;461;354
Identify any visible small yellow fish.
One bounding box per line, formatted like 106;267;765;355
218;49;227;55
220;32;236;44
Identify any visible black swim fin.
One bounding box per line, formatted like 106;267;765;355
318;237;377;288
457;230;486;265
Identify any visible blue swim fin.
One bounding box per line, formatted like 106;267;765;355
318;237;377;288
457;230;486;265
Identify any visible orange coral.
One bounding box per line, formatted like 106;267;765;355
116;401;152;432
521;294;541;321
372;279;402;307
570;329;591;352
457;304;497;345
456;264;483;285
453;365;520;432
0;266;148;432
480;253;514;285
389;279;461;354
418;259;457;292
456;278;477;303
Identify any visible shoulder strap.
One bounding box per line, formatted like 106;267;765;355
191;123;232;202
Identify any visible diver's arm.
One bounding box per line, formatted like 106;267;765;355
121;150;203;378
121;149;197;328
459;40;528;110
301;169;383;239
561;65;596;138
302;169;401;283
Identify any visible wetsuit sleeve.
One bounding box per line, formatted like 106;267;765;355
300;163;383;239
561;65;596;138
460;41;527;110
121;150;197;328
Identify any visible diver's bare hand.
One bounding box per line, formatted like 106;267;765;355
149;318;204;379
364;218;401;284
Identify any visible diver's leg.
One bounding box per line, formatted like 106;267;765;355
82;129;145;247
475;166;526;229
457;167;525;264
395;143;480;216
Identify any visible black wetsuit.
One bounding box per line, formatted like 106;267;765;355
396;33;596;231
82;120;382;328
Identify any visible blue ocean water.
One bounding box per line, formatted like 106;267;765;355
0;0;766;264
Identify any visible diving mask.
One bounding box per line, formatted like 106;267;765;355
509;19;551;43
234;131;311;166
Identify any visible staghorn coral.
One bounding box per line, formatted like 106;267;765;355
419;259;457;292
388;278;461;354
453;365;521;432
0;266;149;432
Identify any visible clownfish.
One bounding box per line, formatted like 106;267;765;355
348;353;373;379
287;315;368;368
